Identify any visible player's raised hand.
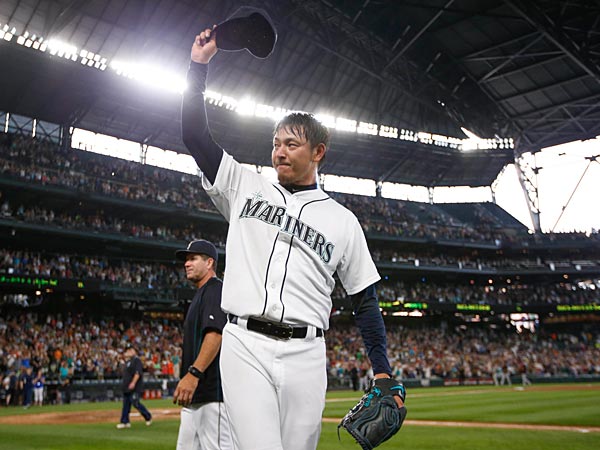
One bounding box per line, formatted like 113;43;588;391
191;26;218;64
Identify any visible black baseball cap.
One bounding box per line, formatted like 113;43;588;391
215;7;277;59
125;343;137;353
175;239;218;264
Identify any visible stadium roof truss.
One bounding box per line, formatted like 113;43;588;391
0;0;599;188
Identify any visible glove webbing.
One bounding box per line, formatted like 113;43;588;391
337;378;406;442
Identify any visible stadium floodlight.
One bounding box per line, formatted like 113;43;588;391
380;125;399;138
3;23;517;151
220;95;238;111
47;39;77;59
357;121;378;136
418;131;434;145
1;26;14;41
314;114;336;129
236;98;256;116
254;103;274;119
205;90;222;105
460;127;486;151
253;103;290;121
110;60;187;94
335;117;357;133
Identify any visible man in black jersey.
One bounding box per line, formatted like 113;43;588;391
116;345;152;429
173;239;232;450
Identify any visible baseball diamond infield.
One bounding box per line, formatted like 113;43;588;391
1;384;599;433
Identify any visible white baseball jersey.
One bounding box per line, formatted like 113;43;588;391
202;151;380;330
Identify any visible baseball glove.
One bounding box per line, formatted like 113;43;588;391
338;378;407;450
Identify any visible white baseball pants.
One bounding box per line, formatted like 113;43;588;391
220;321;327;450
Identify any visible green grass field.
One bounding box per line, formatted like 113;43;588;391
0;384;599;450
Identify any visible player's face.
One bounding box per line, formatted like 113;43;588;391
272;126;325;186
184;254;212;283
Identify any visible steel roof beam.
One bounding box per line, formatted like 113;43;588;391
498;73;592;104
285;2;453;118
533;102;600;143
513;92;600;119
43;0;88;38
482;54;566;83
476;35;545;83
461;31;541;59
383;0;455;72
504;0;600;84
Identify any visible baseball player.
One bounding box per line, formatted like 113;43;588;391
181;26;405;450
172;239;232;450
116;345;152;429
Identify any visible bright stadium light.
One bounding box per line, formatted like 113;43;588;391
357;121;378;136
380;125;399;138
315;114;336;128
46;39;77;60
110;60;187;93
1;25;15;41
236;98;256;116
335;117;357;132
2;23;516;150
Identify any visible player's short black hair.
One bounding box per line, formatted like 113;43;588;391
274;112;330;149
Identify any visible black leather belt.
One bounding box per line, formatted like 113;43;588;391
228;314;323;340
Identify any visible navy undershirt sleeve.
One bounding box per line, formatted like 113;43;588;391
350;284;393;376
181;61;223;185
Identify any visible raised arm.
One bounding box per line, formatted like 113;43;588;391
181;27;223;184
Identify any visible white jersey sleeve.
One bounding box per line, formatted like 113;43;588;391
201;152;245;221
335;213;380;296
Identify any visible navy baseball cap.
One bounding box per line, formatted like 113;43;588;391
215;7;277;59
125;343;137;353
175;239;218;264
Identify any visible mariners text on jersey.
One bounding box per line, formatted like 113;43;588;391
239;194;335;263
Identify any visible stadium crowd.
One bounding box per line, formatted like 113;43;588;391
371;248;600;273
2;248;599;306
1;312;598;406
6;134;599;246
1;193;598;280
326;323;600;389
1;249;186;290
0;312;182;406
3;134;600;248
0;200;225;247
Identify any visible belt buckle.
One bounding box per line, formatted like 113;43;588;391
267;321;293;340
